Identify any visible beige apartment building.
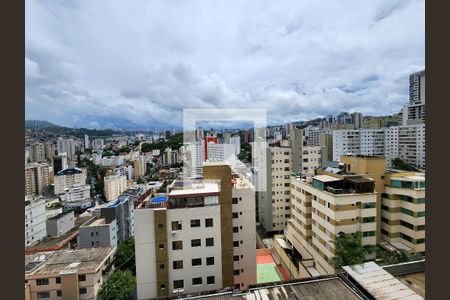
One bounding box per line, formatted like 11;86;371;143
104;174;127;201
25;163;51;196
381;172;425;254
286;172;377;275
25;247;116;300
54;168;87;195
135;163;256;299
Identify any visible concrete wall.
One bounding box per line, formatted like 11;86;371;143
46;211;75;238
78;219;117;249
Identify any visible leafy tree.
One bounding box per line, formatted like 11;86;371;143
97;270;136;300
136;177;144;184
330;232;377;270
115;237;136;274
102;151;114;157
392;158;419;171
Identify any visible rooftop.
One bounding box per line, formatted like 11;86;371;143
169;180;220;197
25;246;115;276
56;167;82;176
343;262;423;300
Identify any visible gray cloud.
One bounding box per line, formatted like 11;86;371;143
25;0;424;129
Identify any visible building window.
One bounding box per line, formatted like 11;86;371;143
172;221;182;230
192;277;202;285
362;217;375;223
79;288;87;294
362;202;376;209
401;220;414;230
401;208;414;217
206;257;215;266
362;231;376;237
234;269;240;276
191;239;201;247
233;255;240;261
233;226;239;233
173;260;183;270
191;219;201;227
206;238;214;247
173;280;184;289
417;211;426;217
233;241;239;247
172;241;183;250
159;243;165;250
232;197;238;204
160;284;166;291
205;218;213;227
56;290;62;297
207;276;215;285
416;225;426;231
78;274;86;281
37;292;50;299
55;277;61;284
192;258;202;266
232;212;239;219
36;279;49;286
160;263;165;270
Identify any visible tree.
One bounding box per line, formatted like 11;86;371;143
136;177;144;184
97;270;136;300
330;232;377;270
115;237;136;274
392;158;419;171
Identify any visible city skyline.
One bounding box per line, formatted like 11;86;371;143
26;0;424;129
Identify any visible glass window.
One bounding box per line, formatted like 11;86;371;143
172;221;182;230
55;277;61;284
173;260;183;269
206;238;214;247
78;274;86;282
205;218;213;227
232;197;238;204
79;288;87;295
56;290;62;297
401;208;414;216
36;279;49;286
191;219;201;227
173;280;184;289
207;276;215;285
362;202;376;209
233;227;239;233
192;258;202;266
417;211;426;217
206;257;215;265
192;277;202;285
37;292;50;299
191;239;201;247
172;241;183;250
233;255;240;261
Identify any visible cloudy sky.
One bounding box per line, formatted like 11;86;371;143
25;0;424;129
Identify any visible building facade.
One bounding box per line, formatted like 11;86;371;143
54;168;87;195
103;175;127;201
285;173;377;275
381;172;425;254
78;217;117;249
25;197;47;247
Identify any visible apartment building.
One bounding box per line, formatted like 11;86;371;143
402;70;425;125
381;172;425;254
340;155;387;242
46;211;75;238
360;129;386;157
25;163;52;196
99;192;135;243
60;185;92;211
285;173;377;275
103;174;127;201
25;196;47;247
385;124;425;169
57;138;76;160
230;136;241;155
258;141;292;233
291;128;322;175
332;130;360;162
78;217;117;249
54;168;87;195
29;142;47;163
319;132;333;165
135;163;256;299
24;247;115;300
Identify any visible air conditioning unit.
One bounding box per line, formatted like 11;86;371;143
171;231;177;235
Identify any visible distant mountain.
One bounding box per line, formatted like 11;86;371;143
25;120;60;129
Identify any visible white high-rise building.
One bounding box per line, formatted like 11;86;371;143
54;167;87;195
385;124;425;169
104;174;128;201
332;130;360;162
60;184;92;210
84;134;90;149
207;143;236;164
25;196;47;247
57;138;76;160
135;163;256;299
230;136;241;155
360;129;386;157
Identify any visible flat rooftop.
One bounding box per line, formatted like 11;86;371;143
183;276;363;299
25;216;92;252
25;246;115;276
169;181;220;197
396;272;425;298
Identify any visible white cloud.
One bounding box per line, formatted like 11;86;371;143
25;0;424;128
